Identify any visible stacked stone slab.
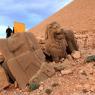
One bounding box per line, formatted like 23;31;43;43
0;32;49;89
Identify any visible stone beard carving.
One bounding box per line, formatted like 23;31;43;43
45;22;68;62
45;22;78;62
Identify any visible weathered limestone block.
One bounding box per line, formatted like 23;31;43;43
29;62;55;84
0;32;46;89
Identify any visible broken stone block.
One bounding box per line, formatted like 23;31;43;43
0;32;45;89
54;64;65;71
61;69;73;75
29;63;55;85
53;58;73;72
61;59;73;68
71;51;81;59
7;50;44;89
42;63;55;77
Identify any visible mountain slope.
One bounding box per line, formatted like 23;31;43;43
29;0;95;39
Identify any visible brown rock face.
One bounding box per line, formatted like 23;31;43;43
0;66;9;90
29;0;95;39
44;22;67;61
0;32;45;89
43;22;78;62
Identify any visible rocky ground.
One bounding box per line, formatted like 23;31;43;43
1;31;95;95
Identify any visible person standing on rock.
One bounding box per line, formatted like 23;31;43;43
6;26;13;38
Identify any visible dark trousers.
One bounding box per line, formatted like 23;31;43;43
6;33;11;38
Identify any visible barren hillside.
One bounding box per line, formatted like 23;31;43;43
29;0;95;39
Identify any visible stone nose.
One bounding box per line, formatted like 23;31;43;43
56;29;61;33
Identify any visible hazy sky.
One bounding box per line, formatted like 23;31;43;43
0;0;73;38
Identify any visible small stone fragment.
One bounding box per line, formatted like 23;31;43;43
54;64;65;71
61;69;73;75
71;51;81;59
39;85;44;91
79;70;87;76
